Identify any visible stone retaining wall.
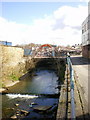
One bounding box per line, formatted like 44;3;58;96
0;45;34;88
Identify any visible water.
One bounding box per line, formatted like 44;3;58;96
6;70;59;95
2;69;59;120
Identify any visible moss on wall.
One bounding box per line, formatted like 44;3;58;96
56;58;66;83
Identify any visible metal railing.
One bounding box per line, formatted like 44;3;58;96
67;56;76;119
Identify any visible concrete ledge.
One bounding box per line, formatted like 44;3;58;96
56;66;68;120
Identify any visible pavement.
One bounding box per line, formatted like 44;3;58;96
71;55;90;113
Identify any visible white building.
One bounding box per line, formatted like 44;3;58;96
82;2;90;58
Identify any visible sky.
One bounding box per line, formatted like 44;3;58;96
0;1;88;46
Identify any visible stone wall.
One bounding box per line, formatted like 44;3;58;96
0;45;35;87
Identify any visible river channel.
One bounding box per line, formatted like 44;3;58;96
2;63;60;120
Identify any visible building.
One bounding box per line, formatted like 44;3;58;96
82;2;90;58
0;40;12;46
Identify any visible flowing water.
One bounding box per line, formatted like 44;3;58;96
2;69;60;120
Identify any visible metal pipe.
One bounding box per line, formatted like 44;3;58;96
71;89;76;119
67;56;76;119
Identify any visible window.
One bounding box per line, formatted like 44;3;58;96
88;21;90;29
82;26;84;34
86;23;88;30
88;33;90;41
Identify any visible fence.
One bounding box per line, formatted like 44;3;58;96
24;49;32;56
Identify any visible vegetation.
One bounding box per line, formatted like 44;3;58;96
10;73;19;82
0;82;6;88
0;82;2;88
2;83;6;88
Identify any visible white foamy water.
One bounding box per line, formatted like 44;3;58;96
6;94;38;99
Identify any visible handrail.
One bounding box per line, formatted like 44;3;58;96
67;56;76;119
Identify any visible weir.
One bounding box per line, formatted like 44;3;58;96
1;58;66;120
1;56;89;119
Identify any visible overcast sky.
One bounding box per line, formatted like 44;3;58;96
0;1;88;46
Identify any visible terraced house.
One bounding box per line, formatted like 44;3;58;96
82;2;90;58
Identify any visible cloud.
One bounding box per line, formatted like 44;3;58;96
0;0;89;2
0;4;88;46
52;5;87;29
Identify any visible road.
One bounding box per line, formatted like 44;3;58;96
71;55;90;104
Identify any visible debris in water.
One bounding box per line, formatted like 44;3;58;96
29;104;32;107
20;110;30;116
33;106;52;111
31;102;38;105
16;113;19;116
15;104;19;107
6;108;15;110
29;102;38;107
11;115;17;119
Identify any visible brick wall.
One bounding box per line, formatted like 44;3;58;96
82;45;90;59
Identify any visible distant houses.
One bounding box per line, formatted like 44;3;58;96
0;40;12;46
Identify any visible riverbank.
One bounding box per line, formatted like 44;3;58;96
1;58;65;120
0;81;19;93
1;58;66;94
0;45;37;93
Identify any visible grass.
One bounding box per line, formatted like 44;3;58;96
0;82;2;88
0;82;6;88
10;73;19;82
